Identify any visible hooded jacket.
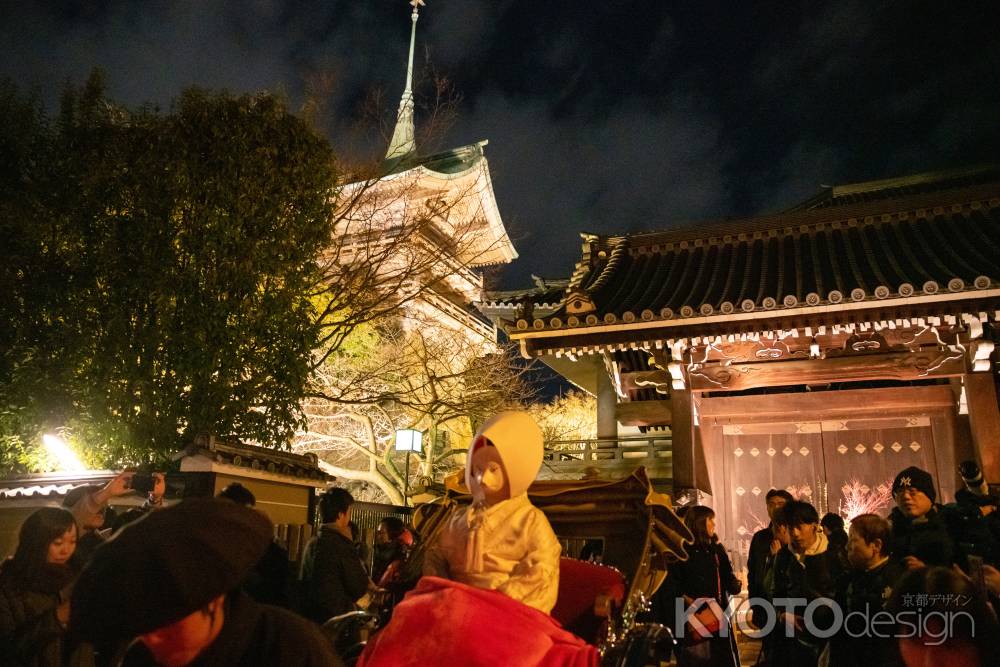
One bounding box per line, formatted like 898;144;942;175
424;412;561;614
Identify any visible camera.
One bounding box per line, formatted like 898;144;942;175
960;460;989;496
129;473;156;496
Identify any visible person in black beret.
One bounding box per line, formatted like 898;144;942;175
70;499;342;666
888;466;955;573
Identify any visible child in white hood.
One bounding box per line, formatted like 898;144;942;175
424;411;562;614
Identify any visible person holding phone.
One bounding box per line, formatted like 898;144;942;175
110;472;168;534
62;471;135;569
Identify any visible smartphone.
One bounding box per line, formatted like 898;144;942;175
968;555;987;600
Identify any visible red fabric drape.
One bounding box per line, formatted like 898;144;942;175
358;576;600;667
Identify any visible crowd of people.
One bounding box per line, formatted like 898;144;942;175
0;470;422;666
3;450;1000;666
0;410;589;666
653;463;1000;667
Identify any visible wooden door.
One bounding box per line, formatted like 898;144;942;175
819;416;939;519
720;422;826;574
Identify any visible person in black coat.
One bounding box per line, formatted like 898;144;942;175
830;513;904;667
0;507;94;667
746;489;793;630
217;483;291;608
62;472;134;571
770;500;845;667
299;489;371;625
669;505;741;667
888;467;955;573
755;519;794;667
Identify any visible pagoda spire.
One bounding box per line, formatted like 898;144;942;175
384;0;424;163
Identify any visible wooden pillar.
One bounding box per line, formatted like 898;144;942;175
671;389;696;496
965;372;1000;482
933;409;964;503
596;363;618;441
698;421;722;500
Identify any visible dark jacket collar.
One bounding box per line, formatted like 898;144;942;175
890;505;944;530
319;525;353;543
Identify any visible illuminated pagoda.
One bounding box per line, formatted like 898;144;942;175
334;0;516;346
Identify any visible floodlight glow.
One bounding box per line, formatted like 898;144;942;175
42;434;86;471
394;428;423;453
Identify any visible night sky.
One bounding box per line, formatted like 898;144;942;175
4;1;999;289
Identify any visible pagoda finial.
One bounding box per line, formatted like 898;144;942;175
385;0;425;163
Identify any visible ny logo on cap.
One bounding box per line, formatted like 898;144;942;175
899;476;912;487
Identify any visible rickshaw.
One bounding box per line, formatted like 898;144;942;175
326;466;693;666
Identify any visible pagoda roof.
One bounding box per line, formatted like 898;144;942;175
511;167;1000;336
382;141;490;178
476;277;568;324
371;140;518;268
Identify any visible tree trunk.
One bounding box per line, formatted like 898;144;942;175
320;462;405;505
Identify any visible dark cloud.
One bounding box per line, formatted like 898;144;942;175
449;88;731;285
3;1;999;289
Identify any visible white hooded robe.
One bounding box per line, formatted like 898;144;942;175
423;412;562;614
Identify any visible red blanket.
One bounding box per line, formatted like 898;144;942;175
357;576;600;667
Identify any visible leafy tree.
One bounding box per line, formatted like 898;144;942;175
0;73;338;469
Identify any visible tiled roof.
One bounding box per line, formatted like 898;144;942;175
480;277;569;310
789;164;1000;211
0;482;80;500
178;436;332;482
0;471;118;500
476;278;568;325
516;173;1000;331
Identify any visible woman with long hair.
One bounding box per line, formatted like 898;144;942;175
0;507;93;666
668;505;741;667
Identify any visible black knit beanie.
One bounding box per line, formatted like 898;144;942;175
892;466;936;503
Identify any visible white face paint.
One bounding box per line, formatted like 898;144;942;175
479;463;505;493
470;440;510;506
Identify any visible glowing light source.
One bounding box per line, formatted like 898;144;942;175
394;428;423;453
42;434;86;471
395;428;423;507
